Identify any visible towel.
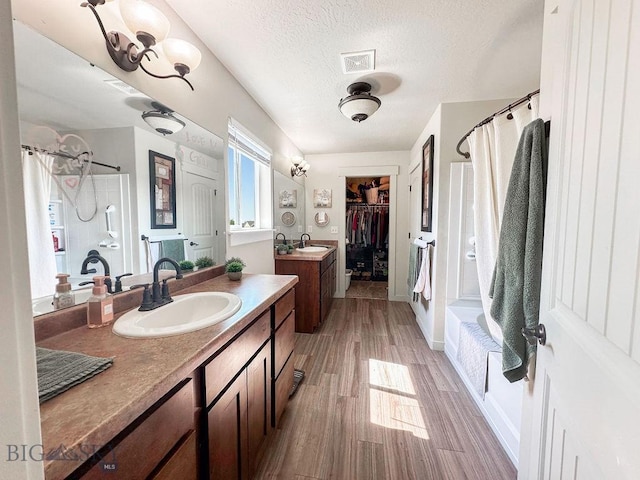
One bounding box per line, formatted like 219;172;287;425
408;244;421;301
413;245;432;300
489;118;548;383
160;239;185;263
36;347;114;403
456;322;502;398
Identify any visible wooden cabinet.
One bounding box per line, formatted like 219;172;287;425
206;310;272;480
247;341;271;477
79;379;195;480
272;290;295;428
275;250;336;333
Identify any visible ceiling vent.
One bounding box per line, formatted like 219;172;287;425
103;78;143;96
340;49;375;74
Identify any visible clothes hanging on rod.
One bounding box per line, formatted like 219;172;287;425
345;204;389;248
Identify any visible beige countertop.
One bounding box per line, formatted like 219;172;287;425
37;273;298;480
274;244;336;262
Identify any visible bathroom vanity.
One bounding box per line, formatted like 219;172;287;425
36;271;297;479
274;245;336;333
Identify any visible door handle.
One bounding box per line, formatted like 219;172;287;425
521;324;546;346
190;241;199;246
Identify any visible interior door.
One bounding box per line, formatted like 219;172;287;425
521;0;640;478
182;170;219;264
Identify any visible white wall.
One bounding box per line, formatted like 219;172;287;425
11;0;304;273
0;4;43;478
304;151;410;299
409;99;516;349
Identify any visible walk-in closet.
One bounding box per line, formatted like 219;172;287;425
345;176;390;299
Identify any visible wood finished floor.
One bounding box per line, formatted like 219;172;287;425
256;298;517;479
344;281;388;300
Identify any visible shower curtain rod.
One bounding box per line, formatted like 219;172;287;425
455;88;540;159
21;144;121;171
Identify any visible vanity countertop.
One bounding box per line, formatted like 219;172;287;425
274;245;336;262
37;273;298;480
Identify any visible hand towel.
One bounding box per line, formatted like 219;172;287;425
408;244;421;301
160;239;186;263
36;347;113;403
413;245;432;300
489;118;548;383
456;322;501;398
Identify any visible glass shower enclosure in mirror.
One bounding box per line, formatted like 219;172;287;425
13;21;226;316
273;170;305;244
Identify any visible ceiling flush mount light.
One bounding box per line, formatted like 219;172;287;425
290;157;310;177
338;82;381;122
81;0;201;90
142;102;185;135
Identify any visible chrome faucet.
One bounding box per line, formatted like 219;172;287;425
80;250;113;293
300;233;311;248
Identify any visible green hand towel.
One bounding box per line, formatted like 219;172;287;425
489;118;548;383
36;347;113;403
160;239;186;263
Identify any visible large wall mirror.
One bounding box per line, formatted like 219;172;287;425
14;21;227;317
273;171;305;242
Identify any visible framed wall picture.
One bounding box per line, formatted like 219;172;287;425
149;150;177;229
279;189;297;208
313;188;332;207
421;135;435;232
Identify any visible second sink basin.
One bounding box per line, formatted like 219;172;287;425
297;246;329;253
112;292;242;338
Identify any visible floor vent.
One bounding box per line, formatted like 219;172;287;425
340;49;376;74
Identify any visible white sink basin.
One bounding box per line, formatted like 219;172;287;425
32;288;94;316
112;292;242;338
297;246;328;253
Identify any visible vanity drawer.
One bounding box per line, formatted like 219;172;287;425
320;251;336;274
273;355;294;428
204;310;270;407
274;288;295;329
82;379;194;480
274;310;295;378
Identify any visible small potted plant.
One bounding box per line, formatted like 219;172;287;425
195;256;215;270
179;260;195;272
277;244;288;255
287;243;294;254
225;257;246;281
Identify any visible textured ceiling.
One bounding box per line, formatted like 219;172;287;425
169;0;544;154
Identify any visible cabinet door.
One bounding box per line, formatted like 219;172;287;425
208;372;248;480
246;341;271;477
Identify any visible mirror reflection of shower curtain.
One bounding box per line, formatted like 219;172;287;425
22;150;57;298
467;96;539;344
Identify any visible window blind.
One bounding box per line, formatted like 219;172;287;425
228;119;271;166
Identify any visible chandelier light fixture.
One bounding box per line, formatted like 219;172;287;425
338;82;381;122
81;0;202;90
142;102;185;136
290;157;310;177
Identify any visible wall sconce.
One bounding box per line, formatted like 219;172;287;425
290;158;310;177
81;0;202;90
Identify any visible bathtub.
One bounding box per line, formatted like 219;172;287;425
444;300;522;467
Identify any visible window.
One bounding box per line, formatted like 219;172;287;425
227;119;272;231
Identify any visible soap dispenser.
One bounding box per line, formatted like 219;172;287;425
87;275;114;328
53;273;75;310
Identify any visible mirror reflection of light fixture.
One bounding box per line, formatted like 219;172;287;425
142;102;186;136
290;157;310;177
81;0;202;90
338;82;381;122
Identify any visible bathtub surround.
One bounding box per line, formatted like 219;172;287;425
489;118;548;383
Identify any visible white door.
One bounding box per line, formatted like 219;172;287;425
182;171;219;264
520;0;640;478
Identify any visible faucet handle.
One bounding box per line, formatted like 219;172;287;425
115;273;133;293
161;278;175;302
132;284;154;311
